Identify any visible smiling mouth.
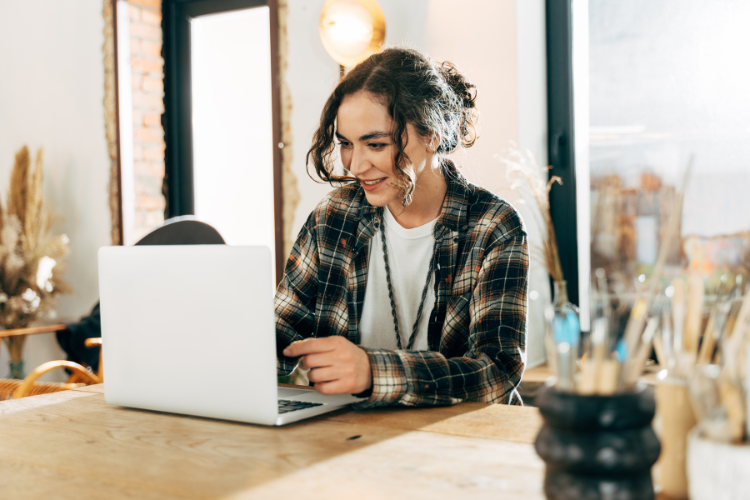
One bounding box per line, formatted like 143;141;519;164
361;178;386;186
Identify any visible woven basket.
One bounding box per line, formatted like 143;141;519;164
0;378;85;401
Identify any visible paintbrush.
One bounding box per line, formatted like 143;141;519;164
697;305;720;365
697;278;730;364
653;332;667;369
596;268;612;326
661;308;674;371
624;300;648;360
684;271;704;359
625;316;660;387
729;283;750;343
717;299;745;364
578;317;608;395
600;340;627;395
723;288;750;377
672;279;686;371
598;359;621;395
617;299;648;388
644;156;694;305
579;270;612;394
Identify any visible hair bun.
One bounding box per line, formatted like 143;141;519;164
439;61;477;110
438;61;479;151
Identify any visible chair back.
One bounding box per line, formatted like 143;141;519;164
136;217;225;246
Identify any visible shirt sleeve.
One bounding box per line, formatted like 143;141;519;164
353;231;529;408
275;212;320;376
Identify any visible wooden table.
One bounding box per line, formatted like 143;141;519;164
518;364;553;404
0;384;546;499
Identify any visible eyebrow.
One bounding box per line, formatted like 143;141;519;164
335;131;391;142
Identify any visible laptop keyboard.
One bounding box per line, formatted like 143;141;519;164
278;399;323;414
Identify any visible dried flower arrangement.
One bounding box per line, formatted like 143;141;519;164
1;146;70;378
499;147;578;379
499;147;564;284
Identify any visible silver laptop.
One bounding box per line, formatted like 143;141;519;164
98;245;362;426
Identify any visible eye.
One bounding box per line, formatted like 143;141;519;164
337;141;352;149
368;143;388;151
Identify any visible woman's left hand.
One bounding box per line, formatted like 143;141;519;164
283;336;372;395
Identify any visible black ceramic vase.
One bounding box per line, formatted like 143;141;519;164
534;383;661;500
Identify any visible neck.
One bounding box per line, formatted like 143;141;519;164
387;163;447;229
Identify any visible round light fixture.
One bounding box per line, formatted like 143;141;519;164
319;0;385;68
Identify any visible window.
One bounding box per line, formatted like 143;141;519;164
548;0;750;328
163;0;283;283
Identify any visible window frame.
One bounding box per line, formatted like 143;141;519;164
162;0;285;283
545;0;580;307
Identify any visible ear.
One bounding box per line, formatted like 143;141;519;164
427;132;441;152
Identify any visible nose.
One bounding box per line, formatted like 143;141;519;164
347;146;370;177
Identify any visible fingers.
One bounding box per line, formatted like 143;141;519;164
283;337;337;357
307;366;338;384
314;379;349;396
300;351;335;370
281;336;370;395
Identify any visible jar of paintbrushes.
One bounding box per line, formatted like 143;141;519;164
651;274;703;500
535;271;662;500
643;271;750;499
682;274;750;500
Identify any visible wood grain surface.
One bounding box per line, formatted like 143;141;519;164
71;383;105;394
0;323;68;338
522;364;553;384
0;387;546;499
326;402;542;443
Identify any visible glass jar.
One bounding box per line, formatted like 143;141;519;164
544;280;581;391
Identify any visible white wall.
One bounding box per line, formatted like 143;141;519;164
0;1;111;379
285;0;548;366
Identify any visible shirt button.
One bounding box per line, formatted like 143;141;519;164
453;238;458;243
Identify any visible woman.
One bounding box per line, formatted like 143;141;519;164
276;47;529;408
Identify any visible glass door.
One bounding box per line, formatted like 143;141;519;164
190;7;275;256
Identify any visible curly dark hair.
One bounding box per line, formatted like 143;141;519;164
306;47;479;205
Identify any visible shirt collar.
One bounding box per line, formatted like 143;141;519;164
435;169;470;233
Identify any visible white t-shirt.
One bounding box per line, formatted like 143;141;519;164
359;207;437;351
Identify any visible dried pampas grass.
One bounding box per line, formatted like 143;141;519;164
24;148;44;256
1;146;70;369
8;147;29;229
499;147;565;284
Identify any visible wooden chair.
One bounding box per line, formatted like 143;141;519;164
0;324;101;400
3;218;225;400
11;361;100;399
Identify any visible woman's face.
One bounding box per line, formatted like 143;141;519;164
336;90;433;208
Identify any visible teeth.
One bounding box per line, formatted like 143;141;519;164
363;179;383;185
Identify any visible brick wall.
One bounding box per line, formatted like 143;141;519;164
103;0;119;245
128;0;166;241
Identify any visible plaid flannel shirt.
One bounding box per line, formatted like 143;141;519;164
275;171;529;408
